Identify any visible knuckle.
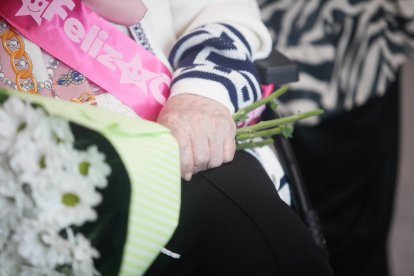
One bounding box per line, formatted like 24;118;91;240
223;153;235;163
193;154;209;168
177;138;190;150
223;142;236;163
208;158;222;169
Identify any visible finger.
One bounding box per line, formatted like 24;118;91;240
222;120;236;163
223;136;236;163
207;133;224;169
190;131;210;175
180;146;194;181
172;131;194;181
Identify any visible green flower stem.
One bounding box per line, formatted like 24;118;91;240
232;85;289;122
236;125;293;141
236;109;324;134
236;138;274;150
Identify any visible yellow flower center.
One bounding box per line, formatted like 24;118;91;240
17;122;26;132
79;161;90;176
39;155;46;169
62;193;80;207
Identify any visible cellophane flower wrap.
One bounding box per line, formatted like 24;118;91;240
0;89;180;276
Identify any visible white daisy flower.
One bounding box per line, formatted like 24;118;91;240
0;160;19;198
0;224;8;250
13;113;74;155
0;163;36;222
5;110;58;183
8;139;49;181
0;195;20;243
18;114;57;149
0;98;26;154
14;220;71;269
34;174;102;229
15;182;44;220
19;265;64;276
0;97;47;154
75;145;111;189
0;241;21;276
0;217;11;250
67;230;100;276
48;143;83;175
47;116;75;146
11;142;77;192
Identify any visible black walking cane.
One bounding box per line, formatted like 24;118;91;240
255;50;328;254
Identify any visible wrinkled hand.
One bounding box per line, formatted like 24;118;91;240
157;94;236;181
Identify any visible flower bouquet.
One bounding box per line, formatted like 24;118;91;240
0;95;110;275
0;89;181;276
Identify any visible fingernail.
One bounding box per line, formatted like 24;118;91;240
184;173;192;181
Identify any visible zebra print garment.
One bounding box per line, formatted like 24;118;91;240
260;0;414;123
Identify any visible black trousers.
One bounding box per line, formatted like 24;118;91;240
289;82;400;276
145;151;333;276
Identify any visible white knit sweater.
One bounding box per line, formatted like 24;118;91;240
139;0;272;113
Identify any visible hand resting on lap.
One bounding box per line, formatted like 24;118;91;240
157;94;236;181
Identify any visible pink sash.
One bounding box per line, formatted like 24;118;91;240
0;0;171;121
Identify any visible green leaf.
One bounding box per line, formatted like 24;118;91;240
268;101;278;111
281;126;294;138
0;89;9;104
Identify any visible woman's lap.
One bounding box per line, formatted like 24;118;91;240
145;151;332;276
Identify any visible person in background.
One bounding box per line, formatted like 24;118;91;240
0;0;332;275
260;0;414;275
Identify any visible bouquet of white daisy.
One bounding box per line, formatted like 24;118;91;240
0;89;181;276
0;94;111;275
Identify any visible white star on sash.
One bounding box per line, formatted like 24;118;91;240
115;54;159;94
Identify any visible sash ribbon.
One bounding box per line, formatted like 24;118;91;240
0;0;171;121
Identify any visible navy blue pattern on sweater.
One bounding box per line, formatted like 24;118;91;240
168;23;262;113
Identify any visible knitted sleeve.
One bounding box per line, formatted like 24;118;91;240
168;23;262;114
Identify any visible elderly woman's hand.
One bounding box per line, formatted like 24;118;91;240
157;94;236;181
